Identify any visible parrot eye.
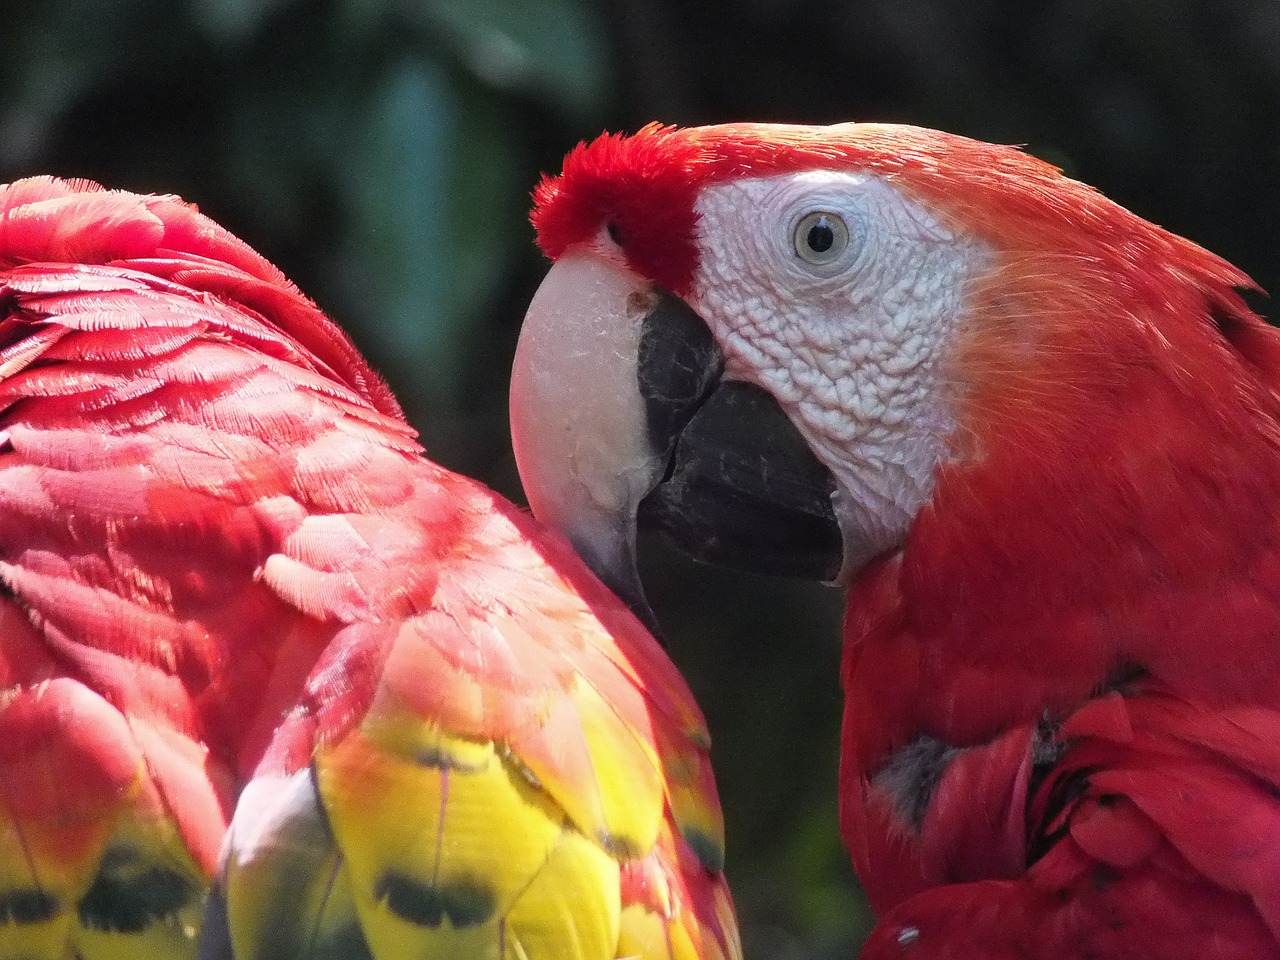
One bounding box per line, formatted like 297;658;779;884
793;211;849;266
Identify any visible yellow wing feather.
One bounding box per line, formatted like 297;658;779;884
0;682;209;960
209;497;740;960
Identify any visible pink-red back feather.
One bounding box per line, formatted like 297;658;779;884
0;176;737;960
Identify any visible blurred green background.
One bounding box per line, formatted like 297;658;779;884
4;1;1279;956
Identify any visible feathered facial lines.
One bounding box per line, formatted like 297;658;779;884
680;170;991;572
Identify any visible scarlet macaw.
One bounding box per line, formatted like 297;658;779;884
0;175;738;960
512;122;1280;958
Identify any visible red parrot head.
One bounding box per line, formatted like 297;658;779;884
510;122;1256;619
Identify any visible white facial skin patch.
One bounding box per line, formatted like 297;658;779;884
689;171;992;577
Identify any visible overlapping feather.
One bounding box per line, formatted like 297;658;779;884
0;177;738;960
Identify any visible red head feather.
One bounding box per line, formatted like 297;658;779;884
532;122;1253;301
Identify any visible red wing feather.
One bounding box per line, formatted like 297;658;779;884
0;176;737;959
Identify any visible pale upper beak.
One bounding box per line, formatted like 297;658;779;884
510;251;843;628
509;252;670;623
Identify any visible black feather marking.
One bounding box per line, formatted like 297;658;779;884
375;874;495;929
1096;661;1149;697
77;847;197;933
873;735;964;834
682;827;725;873
0;888;60;925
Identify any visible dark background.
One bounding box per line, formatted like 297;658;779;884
5;2;1278;956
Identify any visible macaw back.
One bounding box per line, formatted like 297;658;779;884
0;177;738;960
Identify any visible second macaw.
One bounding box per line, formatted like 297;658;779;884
512;122;1280;958
0;175;738;960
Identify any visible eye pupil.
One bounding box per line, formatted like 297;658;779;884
806;219;835;253
792;210;849;266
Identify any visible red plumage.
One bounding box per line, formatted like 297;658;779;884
0;176;737;959
530;122;1280;957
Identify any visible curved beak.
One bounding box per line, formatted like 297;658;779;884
510;252;843;627
509;253;668;624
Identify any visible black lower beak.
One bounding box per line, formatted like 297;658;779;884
511;254;847;637
635;290;844;583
